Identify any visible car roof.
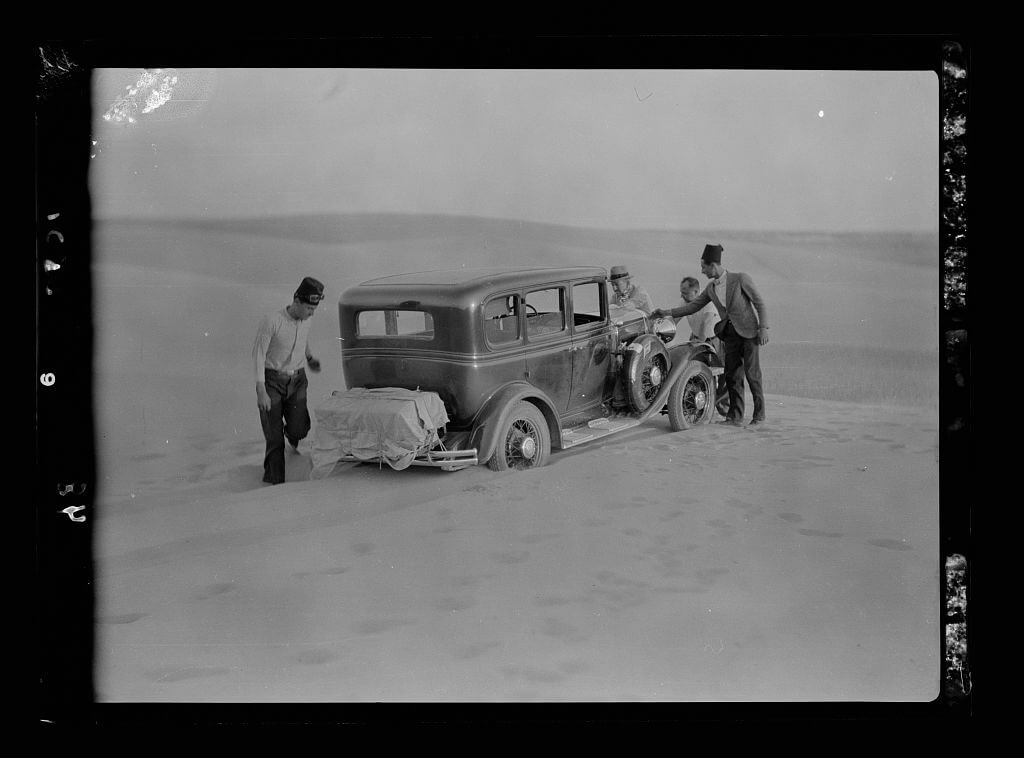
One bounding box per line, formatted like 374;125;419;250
342;266;608;308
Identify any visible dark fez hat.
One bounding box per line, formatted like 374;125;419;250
295;276;325;304
609;265;630;281
701;244;724;264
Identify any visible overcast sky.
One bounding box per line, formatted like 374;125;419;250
90;67;938;232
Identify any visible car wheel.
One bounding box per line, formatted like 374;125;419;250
667;362;715;431
487;401;550;471
623;350;669;413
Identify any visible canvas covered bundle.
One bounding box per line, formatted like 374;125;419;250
311;387;450;475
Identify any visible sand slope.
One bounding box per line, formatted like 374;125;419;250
92;215;939;701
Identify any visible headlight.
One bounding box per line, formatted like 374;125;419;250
652;317;677;344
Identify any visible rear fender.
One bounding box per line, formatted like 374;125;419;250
469;382;561;462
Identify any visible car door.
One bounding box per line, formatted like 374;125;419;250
568;279;613;413
523;285;573;413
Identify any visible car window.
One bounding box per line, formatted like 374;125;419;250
524;286;566;338
484;294;521;346
572;281;604;327
357;310;435;339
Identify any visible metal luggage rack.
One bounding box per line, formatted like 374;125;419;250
336;443;478;470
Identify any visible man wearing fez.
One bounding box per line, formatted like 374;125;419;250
608;265;654;315
653;245;769;426
252;276;325;484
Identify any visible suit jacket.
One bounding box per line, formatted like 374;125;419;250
677;271;767;339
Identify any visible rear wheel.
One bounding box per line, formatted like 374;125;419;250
667;362;715;431
487;401;551;471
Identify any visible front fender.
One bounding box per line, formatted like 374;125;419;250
667;340;722;369
469;382;560;463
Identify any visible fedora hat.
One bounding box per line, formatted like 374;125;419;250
609;265;630;281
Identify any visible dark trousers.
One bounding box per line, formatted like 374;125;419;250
259;368;310;484
721;322;765;422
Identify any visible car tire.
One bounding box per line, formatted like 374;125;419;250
667;361;715;431
487;401;551;471
622;347;670;414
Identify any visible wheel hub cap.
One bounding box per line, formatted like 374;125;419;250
649;366;663;386
520;436;537;460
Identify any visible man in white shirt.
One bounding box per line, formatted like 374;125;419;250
677;276;720;344
252;276;325;484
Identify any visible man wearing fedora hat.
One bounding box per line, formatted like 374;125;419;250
608;265;654;315
653;245;769;427
252;276;325;484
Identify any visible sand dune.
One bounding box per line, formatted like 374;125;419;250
92;215;939;701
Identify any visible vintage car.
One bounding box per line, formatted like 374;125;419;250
316;266;725;472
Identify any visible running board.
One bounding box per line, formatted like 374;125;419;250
560;416;643;449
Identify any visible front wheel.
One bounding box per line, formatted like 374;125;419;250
667;362;715;431
487;401;551;471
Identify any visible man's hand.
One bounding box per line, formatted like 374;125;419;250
651;308;667;319
757;327;769;346
307;357;322;373
256;384;271;412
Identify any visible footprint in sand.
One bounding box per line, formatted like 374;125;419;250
797;528;843;539
354;618;414;635
706;518;738;537
534;594;577;607
191;582;235;601
351;542;375;556
434;597;477;612
98;612;148;625
500;665;568;684
538;617;588;644
453;641;502;660
318;566;350;576
491;550;530;565
778;513;804;524
146;666;231;683
867;538;912;551
290;648;336;665
695;567;730;585
520;533;560;544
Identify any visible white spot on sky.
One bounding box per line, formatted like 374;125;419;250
104;69;179;124
818;110;824;118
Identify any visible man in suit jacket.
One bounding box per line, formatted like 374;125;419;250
653;244;769;426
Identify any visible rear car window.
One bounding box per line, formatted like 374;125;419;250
483;294;521;346
357;310;435;339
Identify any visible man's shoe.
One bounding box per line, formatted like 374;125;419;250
717;418;743;426
287;436;300;452
748;418;765;427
